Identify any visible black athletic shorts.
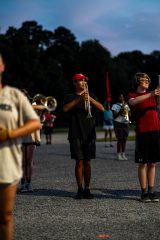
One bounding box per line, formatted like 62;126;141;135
69;138;96;160
43;126;52;135
135;130;160;163
114;121;129;140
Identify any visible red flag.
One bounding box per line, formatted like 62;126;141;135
106;72;111;103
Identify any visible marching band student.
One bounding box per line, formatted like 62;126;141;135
43;110;56;144
112;93;130;160
103;101;114;147
63;73;104;199
128;72;160;203
0;53;40;240
20;89;44;193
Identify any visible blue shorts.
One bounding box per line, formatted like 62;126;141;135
69;138;96;160
103;125;114;130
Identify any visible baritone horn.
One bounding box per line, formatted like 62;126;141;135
32;94;57;111
121;103;131;123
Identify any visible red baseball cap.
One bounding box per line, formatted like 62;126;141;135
72;73;88;81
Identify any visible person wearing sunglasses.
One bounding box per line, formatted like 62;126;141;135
128;72;160;203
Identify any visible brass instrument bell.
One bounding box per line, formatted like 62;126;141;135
32;94;57;111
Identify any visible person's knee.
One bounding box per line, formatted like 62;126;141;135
138;163;147;170
84;160;91;168
148;162;155;169
76;160;83;168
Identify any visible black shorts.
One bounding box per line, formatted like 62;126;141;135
44;126;52;135
69;138;96;160
114;121;129;140
135;130;160;163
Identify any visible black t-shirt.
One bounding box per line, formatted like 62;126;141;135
63;93;97;141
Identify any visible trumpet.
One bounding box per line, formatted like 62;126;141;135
32;94;57;112
83;80;92;118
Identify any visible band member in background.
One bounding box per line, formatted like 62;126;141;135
128;72;160;203
43;110;56;144
103;101;114;147
63;73;104;199
0;53;40;240
20;89;44;193
112;93;131;160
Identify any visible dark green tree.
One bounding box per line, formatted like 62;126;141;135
76;40;111;103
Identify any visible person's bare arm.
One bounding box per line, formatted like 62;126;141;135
129;89;160;106
9;119;41;139
63;96;81;112
90;97;104;112
0;119;41;142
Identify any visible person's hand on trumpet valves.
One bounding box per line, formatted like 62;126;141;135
80;90;90;101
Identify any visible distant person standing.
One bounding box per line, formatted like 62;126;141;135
43;110;56;144
20;89;44;193
103;102;114;147
128;72;160;203
112;93;130;160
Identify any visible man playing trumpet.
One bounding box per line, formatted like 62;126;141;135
63;73;104;199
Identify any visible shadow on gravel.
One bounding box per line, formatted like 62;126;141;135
17;188;160;201
17;188;75;198
93;188;141;201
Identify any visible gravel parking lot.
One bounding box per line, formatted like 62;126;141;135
14;132;160;240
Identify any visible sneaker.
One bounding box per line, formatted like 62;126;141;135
122;153;128;160
117;154;124;161
149;193;159;202
26;183;34;192
75;188;84;199
20;183;27;193
141;193;151;203
83;189;94;199
35;141;41;146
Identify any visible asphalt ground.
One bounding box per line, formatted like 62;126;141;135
14;130;160;240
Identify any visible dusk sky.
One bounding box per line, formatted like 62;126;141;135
1;0;160;56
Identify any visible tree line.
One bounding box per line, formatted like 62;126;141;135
0;21;160;127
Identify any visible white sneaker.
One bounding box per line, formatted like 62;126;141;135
117;154;124;161
122;153;128;160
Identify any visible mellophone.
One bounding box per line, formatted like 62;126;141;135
32;94;57;122
32;94;57;112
